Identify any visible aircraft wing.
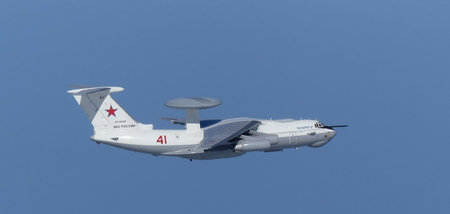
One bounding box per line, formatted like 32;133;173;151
197;118;261;151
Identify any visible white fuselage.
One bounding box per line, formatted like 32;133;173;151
68;87;338;160
90;119;336;160
256;119;336;149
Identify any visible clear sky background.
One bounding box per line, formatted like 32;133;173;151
1;0;449;213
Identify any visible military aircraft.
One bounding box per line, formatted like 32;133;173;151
68;86;346;160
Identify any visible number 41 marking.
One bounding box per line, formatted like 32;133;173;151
157;135;167;144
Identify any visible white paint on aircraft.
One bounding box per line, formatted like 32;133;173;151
68;86;346;160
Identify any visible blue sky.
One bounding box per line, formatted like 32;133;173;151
1;0;449;213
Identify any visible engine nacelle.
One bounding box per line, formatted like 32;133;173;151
234;140;271;152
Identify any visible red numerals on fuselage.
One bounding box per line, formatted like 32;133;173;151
157;135;168;144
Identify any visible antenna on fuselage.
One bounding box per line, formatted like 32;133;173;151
164;97;222;131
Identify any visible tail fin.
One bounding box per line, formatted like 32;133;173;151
68;86;137;130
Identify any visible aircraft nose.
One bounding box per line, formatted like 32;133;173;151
327;129;336;139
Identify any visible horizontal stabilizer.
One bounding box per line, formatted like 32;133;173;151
67;86;124;95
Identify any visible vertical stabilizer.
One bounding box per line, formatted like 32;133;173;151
68;87;137;130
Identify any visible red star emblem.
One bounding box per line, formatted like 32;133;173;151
106;105;117;117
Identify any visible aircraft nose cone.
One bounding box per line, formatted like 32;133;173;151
328;129;337;139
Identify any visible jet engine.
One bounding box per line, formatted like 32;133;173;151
234;140;271;152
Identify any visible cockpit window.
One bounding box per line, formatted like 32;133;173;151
315;122;325;128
